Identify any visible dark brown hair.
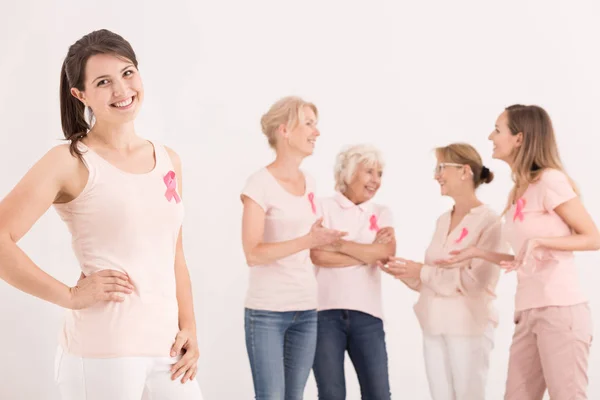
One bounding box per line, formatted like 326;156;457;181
60;29;138;158
435;143;494;189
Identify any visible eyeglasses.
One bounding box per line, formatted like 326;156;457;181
434;162;464;176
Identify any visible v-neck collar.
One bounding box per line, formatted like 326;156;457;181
443;204;487;244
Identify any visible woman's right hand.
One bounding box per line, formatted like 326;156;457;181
308;218;347;248
68;269;134;310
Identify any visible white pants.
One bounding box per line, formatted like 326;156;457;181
54;347;203;400
423;325;494;400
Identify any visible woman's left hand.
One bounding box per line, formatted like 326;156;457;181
379;256;423;279
500;238;539;272
170;329;200;383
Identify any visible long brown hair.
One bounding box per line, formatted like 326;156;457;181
504;104;576;209
60;29;138;158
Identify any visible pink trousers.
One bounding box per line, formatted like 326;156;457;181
504;303;592;400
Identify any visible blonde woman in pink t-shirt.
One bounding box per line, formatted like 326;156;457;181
0;30;202;399
380;143;503;400
439;105;600;399
241;96;346;400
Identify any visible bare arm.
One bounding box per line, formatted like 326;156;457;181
166;147;196;333
335;232;396;265
0;145;84;308
310;249;362;268
314;226;396;267
535;197;600;251
241;196;345;266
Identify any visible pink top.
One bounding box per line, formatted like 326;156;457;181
405;205;504;336
241;168;318;311
503;169;587;311
53;142;184;358
315;192;393;320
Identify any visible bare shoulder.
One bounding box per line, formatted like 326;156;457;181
37;144;81;179
46;143;78;162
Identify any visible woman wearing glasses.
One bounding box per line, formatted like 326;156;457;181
380;143;504;400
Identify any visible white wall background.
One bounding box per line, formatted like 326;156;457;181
1;0;599;399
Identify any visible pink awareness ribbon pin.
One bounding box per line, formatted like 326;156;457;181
513;198;526;222
308;192;316;214
455;227;468;244
369;214;380;232
163;171;181;204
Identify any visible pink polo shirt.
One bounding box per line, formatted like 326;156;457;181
314;192;393;320
503;169;587;311
406;205;505;336
241;167;319;312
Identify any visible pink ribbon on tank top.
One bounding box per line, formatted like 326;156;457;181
163;171;181;204
369;215;380;232
513;198;526;222
455;227;469;244
308;192;316;214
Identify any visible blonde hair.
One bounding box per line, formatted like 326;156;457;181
503;104;577;212
435;143;494;189
334;144;385;193
260;96;318;149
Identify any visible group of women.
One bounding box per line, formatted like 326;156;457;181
0;29;597;400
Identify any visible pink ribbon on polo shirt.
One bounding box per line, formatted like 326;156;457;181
455;227;468;244
369;214;380;232
513;198;526;222
163;170;181;204
308;192;316;214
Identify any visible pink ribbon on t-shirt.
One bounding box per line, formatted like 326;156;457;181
163;170;181;204
308;192;316;214
513;198;526;222
455;227;469;243
369;214;380;232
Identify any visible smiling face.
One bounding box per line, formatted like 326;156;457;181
71;53;144;126
345;161;382;204
284;105;320;156
434;156;465;197
488;110;522;164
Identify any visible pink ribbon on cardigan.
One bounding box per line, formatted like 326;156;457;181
455;227;468;244
163;171;181;204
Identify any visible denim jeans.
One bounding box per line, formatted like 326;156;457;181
245;308;318;400
313;309;391;400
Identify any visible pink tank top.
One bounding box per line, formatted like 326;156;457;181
54;141;184;358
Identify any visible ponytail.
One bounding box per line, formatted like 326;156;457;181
60;61;88;159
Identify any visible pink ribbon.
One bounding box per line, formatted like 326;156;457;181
513;198;526;222
308;192;316;214
163;170;181;204
455;227;468;243
369;214;380;232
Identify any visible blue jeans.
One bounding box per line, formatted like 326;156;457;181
313;310;391;400
245;308;318;400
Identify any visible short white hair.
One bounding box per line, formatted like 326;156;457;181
334;144;385;192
